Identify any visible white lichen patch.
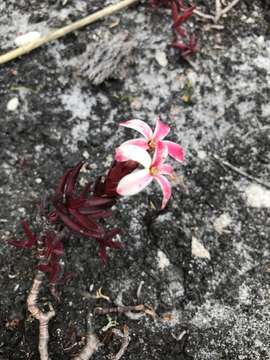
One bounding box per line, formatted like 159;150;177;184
14;31;41;46
191;236;211;259
191;301;235;328
65;121;90;152
245;184;270;208
157;250;170;271
261;103;270;117
238;283;251;305
71;121;89;142
60;86;96;120
213;213;232;234
197;150;207;160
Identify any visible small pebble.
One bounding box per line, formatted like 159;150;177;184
197;150;207;160
131;98;142;111
7;97;19;111
192;236;210;259
155;51;168;67
82;150;90;159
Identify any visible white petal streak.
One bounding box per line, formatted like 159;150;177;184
115;145;152;168
117;170;153;196
120;138;148;149
120;120;153;139
155;175;172;209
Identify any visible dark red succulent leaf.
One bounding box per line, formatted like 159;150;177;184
37;256;61;285
35;231;66;286
87;210;113;219
55;168;72;199
51;160;137;238
94;160;138;197
52;162;109;238
173;5;195;28
43;232;64;258
53;203;105;239
64;161;85;197
82;196;116;208
48;210;59;223
98;228;123;265
172;33;198;57
9;221;37;248
68;208;105;235
150;0;197;59
66;197;85;209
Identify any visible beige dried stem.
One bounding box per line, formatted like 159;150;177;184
74;312;100;360
0;0;140;65
194;0;242;24
27;272;55;360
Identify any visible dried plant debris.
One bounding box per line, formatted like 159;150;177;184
78;31;136;85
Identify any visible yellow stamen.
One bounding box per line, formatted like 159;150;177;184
150;166;160;176
148;139;156;150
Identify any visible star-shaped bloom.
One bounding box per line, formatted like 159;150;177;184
119;116;185;163
115;142;174;209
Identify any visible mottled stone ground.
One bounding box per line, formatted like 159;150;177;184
0;0;270;359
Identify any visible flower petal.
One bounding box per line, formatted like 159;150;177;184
120;120;153;139
155;175;172;209
151;142;168;168
115;145;152;169
120;138;149;150
117;169;153;196
163;141;185;162
153;116;170;140
159;164;174;176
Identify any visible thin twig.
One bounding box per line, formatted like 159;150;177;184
136;281;144;299
114;293;145;320
193;9;215;21
74;312;100;360
214;0;222;23
27;272;55;360
110;325;130;360
221;0;242;16
96;302;158;320
194;0;242;24
184;57;199;71
242;125;270;140
95;304;145;315
0;0;140;65
213;154;270;190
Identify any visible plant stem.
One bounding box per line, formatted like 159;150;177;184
0;0;140;65
110;325;130;360
27;272;55;360
74;312;100;360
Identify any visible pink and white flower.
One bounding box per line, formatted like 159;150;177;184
120;116;185;163
115;142;174;209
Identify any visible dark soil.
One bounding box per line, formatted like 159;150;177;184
0;0;270;359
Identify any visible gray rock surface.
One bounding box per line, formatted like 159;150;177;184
0;0;270;359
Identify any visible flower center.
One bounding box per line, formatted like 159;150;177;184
149;166;160;176
148;138;157;151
